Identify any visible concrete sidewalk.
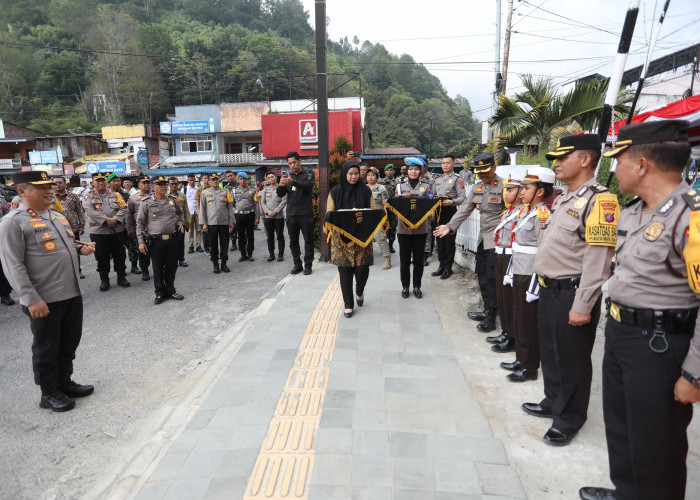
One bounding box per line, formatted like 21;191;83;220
112;248;699;500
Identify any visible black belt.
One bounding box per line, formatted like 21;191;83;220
537;275;581;290
149;233;177;240
606;299;697;334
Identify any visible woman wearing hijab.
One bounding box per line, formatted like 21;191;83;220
396;160;433;298
326;161;375;318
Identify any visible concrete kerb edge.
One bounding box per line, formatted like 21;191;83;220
84;273;297;500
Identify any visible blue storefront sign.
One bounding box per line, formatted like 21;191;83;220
87;161;127;174
160;121;210;134
136;150;149;168
29;150;59;165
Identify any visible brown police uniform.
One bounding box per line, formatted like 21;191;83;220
493;203;524;346
199;183;234;268
127;190;153;277
433;172;466;276
260;183;286;259
232;183;259;260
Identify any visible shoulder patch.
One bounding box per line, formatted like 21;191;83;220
537;205;550;219
681;189;700;210
590;183;609;194
474;186;484;193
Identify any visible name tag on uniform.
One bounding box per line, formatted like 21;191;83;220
489;196;500;203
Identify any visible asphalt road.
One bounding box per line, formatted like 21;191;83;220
0;229;292;499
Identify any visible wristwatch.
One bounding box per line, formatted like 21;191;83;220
681;370;700;389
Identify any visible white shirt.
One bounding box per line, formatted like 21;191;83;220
185;184;197;213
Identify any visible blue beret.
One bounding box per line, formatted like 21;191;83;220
404;157;423;167
237;172;249;179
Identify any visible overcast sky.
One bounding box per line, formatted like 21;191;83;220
300;0;699;120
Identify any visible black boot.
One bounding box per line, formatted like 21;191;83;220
213;261;221;274
99;275;110;292
1;294;15;305
477;308;498;332
468;310;487;321
267;253;276;262
491;337;515;353
40;391;75;412
130;262;141;275
116;273;130;288
423;256;429;266
220;261;231;273
277;252;284;262
142;269;150;281
431;267;445;277
389;241;395;254
486;332;507;344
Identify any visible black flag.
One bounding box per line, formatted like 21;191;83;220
386;197;442;230
324;208;388;247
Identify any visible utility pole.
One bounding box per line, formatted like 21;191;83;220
501;0;514;96
493;0;502;112
315;0;330;262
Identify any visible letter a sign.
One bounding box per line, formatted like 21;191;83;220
299;119;318;143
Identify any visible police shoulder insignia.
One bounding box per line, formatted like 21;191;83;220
681;189;700;211
585;193;619;247
457;179;464;187
11;201;18;208
590;184;609;193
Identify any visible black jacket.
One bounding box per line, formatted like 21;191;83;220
276;167;315;216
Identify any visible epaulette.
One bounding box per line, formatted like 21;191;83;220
576;185;589;197
681;188;700;210
625;197;642;209
589;183;609;193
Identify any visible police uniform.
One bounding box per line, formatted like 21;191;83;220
82;172;130;290
579;121;698;500
199;174;234;273
136;175;185;304
525;134;616;446
260;179;287;261
223;177;240;250
379;164;398;251
420;165;436;260
0;171;94;411
432;170;466;278
446;152;506;331
126;176;153;280
232;174;259;261
368;168;391;267
169;186;190;267
0;196;14;305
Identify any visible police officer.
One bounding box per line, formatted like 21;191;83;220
136;175;185;305
83;172;130;291
580;121;699;500
260;171;287;262
379;164;398;252
232;172;259;262
126;175;153;281
0;171;96;411
108;173;140;276
434;152;506;332
168;176;190;268
522;134;616;447
223;170;239;251
432;154;466;279
199;173;234;274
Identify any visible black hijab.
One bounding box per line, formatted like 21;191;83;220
330;161;372;210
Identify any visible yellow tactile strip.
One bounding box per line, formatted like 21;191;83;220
243;278;343;499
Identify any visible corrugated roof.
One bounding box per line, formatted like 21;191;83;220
145;166;262;176
364;147;422;156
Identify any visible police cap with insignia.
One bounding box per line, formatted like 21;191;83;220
151;175;167;185
138;175;151;183
471;152;495;174
522;166;556;184
210;173;219;181
92;172;108;181
545;134;600;160
12;171;55;185
604;119;690;158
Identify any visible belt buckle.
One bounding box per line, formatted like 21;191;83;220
609;302;621;322
162;234;170;240
537;276;547;288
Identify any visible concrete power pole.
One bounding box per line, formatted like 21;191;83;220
493;0;502;112
501;0;514;96
315;0;330;262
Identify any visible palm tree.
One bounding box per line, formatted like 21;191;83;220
490;75;629;157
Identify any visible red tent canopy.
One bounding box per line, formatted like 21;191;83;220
609;94;700;146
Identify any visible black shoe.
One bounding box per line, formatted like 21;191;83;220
413;288;422;299
188;247;195;254
344;310;354;318
579;487;620;500
544;427;577;446
142;271;150;281
401;288;410;298
303;268;312;275
79;272;85;279
1;295;15;306
431;268;445;277
196;246;204;252
356;296;364;307
467;310;487;321
267;254;276;262
131;264;141;275
423;257;429;266
290;265;303;274
522;402;553;418
248;256;255;262
277;254;284;262
117;276;130;288
486;332;508;344
477;309;498;332
154;295;166;304
39;391;75;412
440;269;454;280
169;293;184;300
179;260;188;267
221;262;231;273
491;337;515;353
507;369;538;382
99;279;110;291
60;380;94;398
231;244;238;251
238;255;248;262
389;244;395;254
254;226;261;231
213;262;221;274
500;360;522;372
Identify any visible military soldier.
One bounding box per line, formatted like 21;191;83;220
522;134;616;447
366;167;392;270
199;173;234;274
434;152;506;332
232;172;259;262
432;154;466;279
0;171;96;412
168;176;190;268
379;164;398;253
136;175;185;305
83;172;130;291
126;175;153;281
260;171;287;262
580;121;699;500
108;173;140;276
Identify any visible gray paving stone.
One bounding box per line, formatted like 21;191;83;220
436;493;481;500
418;394;450;414
409;365;439;380
162;478;210;500
308;484;353;500
381;351;406;364
433;460;481;494
394;457;436;490
217;389;257;408
454;414;493;438
226;424;268;450
202;476;248;499
238;341;259;353
325;389;355;409
337;328;359;339
148;450;189;482
394;489;438;500
357;337;382;351
212;448;258;478
354;391;385;410
385;378;434;395
390;432;428;458
351;455;393;487
326;372;357;391
271;348;299;360
386;411;424;433
422;413;457;435
331;360;357;377
475;463;526;498
356;350;382;364
192;427;236;453
332;347;357;363
353;408;386;430
336;338;359;350
386;392;419;413
168;429;203;453
406;353;435;366
352;485;392;500
133;480;169;500
353;430;390;456
427;435;508;465
315;427;354;454
320;408;353;429
404;341;431;353
309;454;353;485
177;450;225;480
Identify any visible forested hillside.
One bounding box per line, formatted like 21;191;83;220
0;0;478;155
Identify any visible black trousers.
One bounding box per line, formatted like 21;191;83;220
494;253;513;337
235;213;255;257
208;225;229;263
90;232;127;277
436;233;457;272
22;296;83;393
338;265;370;309
230;224;238;245
475;243;497;310
603;319;693;500
513;274;540;370
0;258;12;295
265;218;285;255
175;228;185;263
203;228;210;251
287;214;314;269
149;237;178;297
398;233;427;289
537;287;601;433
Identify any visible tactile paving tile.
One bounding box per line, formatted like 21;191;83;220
243;278;343;499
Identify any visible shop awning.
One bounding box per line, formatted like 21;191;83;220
143;165;262;176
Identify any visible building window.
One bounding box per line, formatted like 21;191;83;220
180;135;213;153
246;143;261;153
